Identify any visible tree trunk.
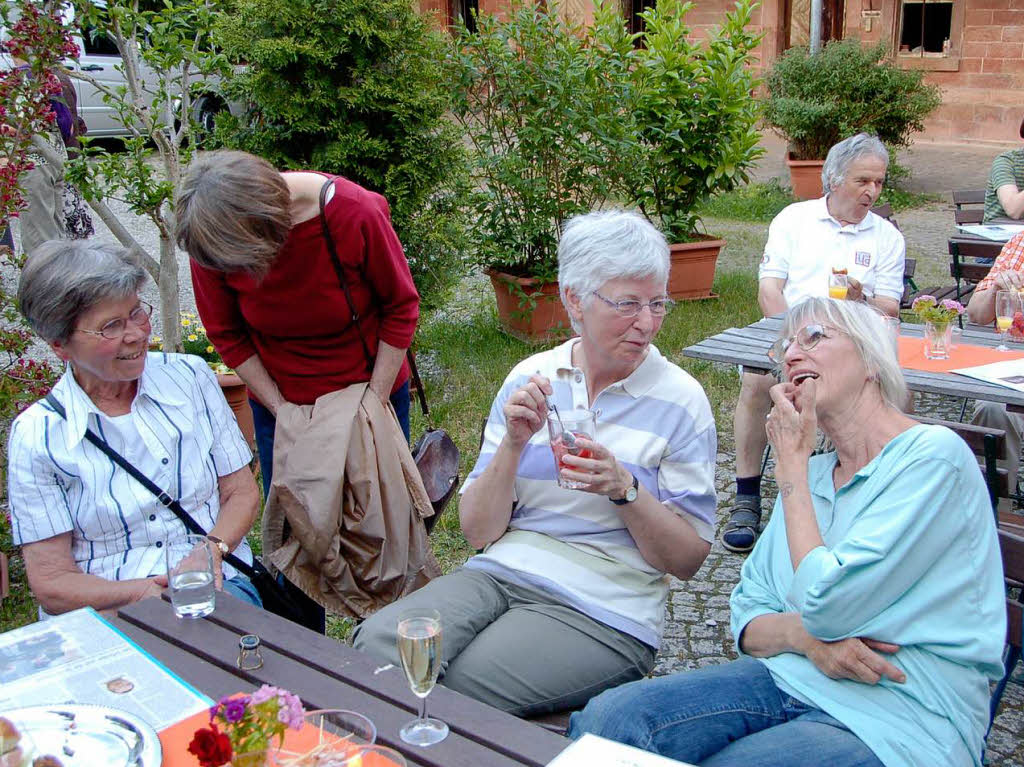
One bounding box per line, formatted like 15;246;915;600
158;229;182;352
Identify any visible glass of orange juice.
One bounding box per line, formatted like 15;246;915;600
828;270;849;300
996;290;1017;352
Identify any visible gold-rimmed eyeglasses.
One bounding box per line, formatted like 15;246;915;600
592;292;675;318
75;301;154;340
767;323;840;363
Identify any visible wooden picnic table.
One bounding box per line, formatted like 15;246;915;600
949;231;1005;262
113;594;570;767
682;315;1024;412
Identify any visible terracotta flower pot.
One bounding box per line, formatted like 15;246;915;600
668;237;725;300
217;372;256;448
786;153;825;201
485;268;572;341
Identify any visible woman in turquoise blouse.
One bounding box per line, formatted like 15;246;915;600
569;297;1006;767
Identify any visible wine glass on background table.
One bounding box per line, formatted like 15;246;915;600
396;608;448;746
996;290;1017;352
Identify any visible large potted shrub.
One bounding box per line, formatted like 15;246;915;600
626;0;763;298
449;2;638;339
763;40;941;200
211;0;470;312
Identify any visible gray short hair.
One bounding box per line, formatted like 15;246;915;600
779;297;907;409
821;133;889;195
18;240;147;344
558;210;670;333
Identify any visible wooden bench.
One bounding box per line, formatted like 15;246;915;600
953;189;986;226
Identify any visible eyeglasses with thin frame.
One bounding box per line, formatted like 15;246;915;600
75;301;154;340
767;323;838;363
592;291;675;318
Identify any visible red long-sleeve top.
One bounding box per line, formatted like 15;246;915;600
190;175;419;405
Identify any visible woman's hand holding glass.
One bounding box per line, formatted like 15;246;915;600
558;438;632;499
501;375;552;449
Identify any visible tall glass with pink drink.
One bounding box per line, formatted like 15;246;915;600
548;408;597;489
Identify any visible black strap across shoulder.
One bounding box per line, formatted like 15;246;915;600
317;177;430;419
44;393;260;582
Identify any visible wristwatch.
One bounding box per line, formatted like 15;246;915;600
611;474;639;505
207;535;230;556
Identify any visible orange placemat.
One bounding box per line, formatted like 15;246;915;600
160;705;399;766
898;336;1024;373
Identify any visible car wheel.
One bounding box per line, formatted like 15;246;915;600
193;95;225;145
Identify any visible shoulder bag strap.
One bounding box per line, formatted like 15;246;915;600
44;393;260;580
317;178;430;418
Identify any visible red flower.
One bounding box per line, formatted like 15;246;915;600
187;725;233;767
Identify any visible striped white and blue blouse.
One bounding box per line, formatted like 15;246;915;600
7;353;253;582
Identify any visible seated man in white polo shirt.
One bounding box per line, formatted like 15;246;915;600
723;133;906;553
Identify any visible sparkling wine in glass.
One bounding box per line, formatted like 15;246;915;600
397;608;448;746
996;290;1017;352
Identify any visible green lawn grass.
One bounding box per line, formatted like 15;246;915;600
0;269;761;638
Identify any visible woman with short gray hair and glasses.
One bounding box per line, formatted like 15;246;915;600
353;209;717;717
7;239;261;616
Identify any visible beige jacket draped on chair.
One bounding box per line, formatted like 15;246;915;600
262;383;440;619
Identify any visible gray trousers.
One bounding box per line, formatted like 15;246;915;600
972;400;1023;496
19;160;64;255
351;567;656;717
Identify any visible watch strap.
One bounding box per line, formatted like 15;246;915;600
611;474;639;505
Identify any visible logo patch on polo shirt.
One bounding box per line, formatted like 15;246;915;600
855;251;871;267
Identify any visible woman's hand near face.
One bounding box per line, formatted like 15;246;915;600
558;437;632;498
502;375;552;450
766;379;818;476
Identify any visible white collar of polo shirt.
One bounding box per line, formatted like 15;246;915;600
53;352;189;449
555;338;663;400
817;194;876;233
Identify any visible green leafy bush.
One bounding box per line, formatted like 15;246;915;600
628;0;763;242
763;40;941;160
212;0;470;311
449;1;637;282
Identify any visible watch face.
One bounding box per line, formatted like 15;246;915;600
625;486;638;502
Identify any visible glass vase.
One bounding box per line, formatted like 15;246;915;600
924;320;952;360
231;751;269;767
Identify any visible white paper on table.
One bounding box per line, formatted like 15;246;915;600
952;358;1024;392
547;734;698;766
956;224;1024;242
0;607;211;730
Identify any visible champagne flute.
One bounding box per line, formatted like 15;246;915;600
996;290;1016;352
397;608;448;746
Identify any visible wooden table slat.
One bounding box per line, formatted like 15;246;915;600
195;594;569;764
118;596;568;767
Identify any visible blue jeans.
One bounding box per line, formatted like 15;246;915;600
222;574;262;608
568;657;883;767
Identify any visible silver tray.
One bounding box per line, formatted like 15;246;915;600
0;704;162;766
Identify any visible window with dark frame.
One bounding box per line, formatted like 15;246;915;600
456;0;479;33
898;0;954;55
629;0;657;37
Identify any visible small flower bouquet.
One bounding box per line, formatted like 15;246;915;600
188;686;305;767
910;295;964;325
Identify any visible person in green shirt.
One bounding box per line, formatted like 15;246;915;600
983;117;1024;221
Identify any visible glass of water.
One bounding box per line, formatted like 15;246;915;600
397;608;448;746
165;534;216;618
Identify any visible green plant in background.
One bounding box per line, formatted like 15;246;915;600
449;1;639;282
627;0;764;243
762;40;941;161
212;0;470;312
